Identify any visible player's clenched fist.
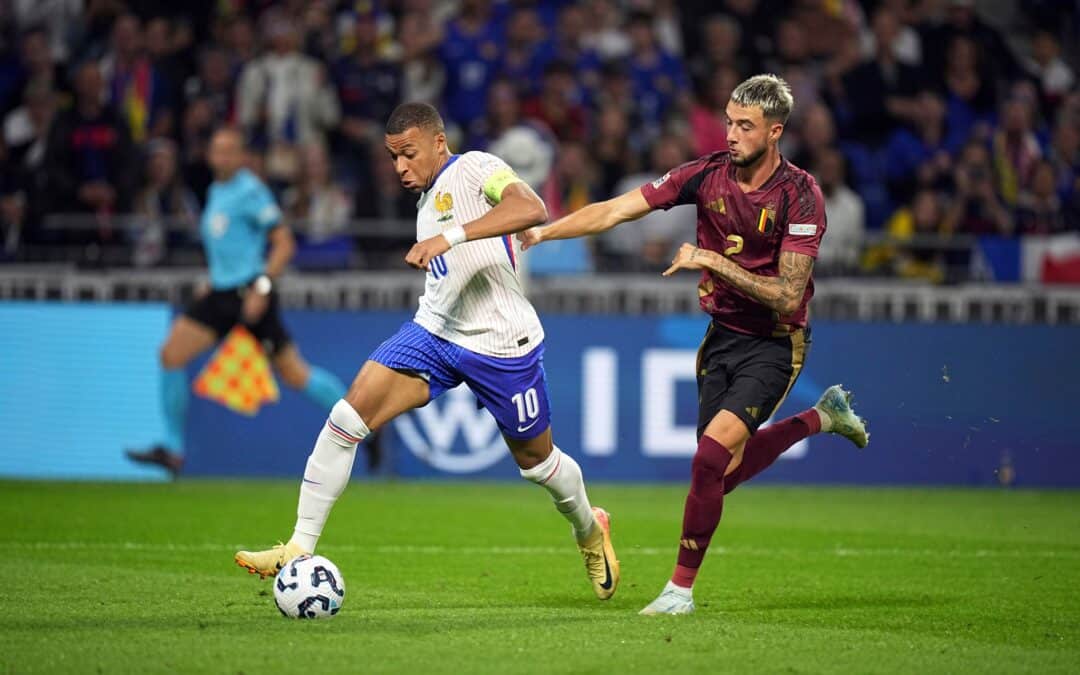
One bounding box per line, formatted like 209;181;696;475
663;242;714;277
517;227;543;251
405;234;451;270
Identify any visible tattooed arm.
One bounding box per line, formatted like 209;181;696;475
663;244;815;316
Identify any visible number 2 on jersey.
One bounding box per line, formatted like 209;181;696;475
724;234;744;257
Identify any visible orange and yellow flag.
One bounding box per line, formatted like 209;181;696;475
192;326;279;416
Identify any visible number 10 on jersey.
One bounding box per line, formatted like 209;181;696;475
430;255;449;279
511;388;540;424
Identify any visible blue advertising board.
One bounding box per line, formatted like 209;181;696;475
0;302;171;481
2;302;1077;486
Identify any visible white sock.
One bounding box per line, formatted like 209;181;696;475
813;406;833;433
519;445;597;542
289;399;369;553
663;580;693;599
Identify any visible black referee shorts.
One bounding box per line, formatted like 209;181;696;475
182;286;291;356
695;321;810;438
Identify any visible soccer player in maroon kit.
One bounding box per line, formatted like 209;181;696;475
520;74;869;614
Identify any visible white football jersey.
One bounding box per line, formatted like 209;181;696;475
411;151;544;358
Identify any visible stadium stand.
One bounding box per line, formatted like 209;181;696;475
1;0;1078;297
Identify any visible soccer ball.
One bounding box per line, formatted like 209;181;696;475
273;554;346;619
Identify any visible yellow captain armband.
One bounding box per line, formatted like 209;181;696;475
482;168;522;204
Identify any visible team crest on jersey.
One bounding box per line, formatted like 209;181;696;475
705;197;726;214
756;205;776;234
434;191;454;222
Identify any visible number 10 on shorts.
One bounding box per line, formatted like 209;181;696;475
511;388;540;425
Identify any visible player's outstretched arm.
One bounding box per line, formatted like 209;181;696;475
663;245;814;316
518;188;654;250
405;181;546;270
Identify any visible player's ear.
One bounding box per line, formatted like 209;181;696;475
770;121;784;144
434;131;447;154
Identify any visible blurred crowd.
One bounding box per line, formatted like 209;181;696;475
0;0;1078;281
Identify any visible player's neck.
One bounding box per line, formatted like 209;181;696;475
426;151;455;189
215;168;241;183
734;150;782;193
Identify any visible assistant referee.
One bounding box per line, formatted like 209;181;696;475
126;128;360;476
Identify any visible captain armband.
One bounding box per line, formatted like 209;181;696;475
482;168;523;205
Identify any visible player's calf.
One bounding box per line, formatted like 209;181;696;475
519;445;619;599
236;399;370;580
517;444;597;539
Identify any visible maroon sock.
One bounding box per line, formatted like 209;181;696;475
672;435;733;588
724;409;821;495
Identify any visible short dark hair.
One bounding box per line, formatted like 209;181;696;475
385;102;445;135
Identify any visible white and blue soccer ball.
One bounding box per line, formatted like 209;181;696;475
273;554;346;619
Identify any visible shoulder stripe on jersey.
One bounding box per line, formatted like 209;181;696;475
678;165;722;204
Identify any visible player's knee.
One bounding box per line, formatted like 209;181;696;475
518;442;568;481
327;399;371;441
337;390;383;433
692;444;730;478
511;445;549;471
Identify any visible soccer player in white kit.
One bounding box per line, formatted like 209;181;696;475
236;103;620;601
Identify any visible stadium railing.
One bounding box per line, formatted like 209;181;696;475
2;214;1078;324
1;265;1078;324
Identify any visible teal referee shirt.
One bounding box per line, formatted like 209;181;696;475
200;168;282;290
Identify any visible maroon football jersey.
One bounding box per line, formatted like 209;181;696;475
640;151;826;337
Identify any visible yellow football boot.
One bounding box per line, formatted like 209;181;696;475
578;507;620;600
234;541;307;579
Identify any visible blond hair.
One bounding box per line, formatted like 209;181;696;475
730;74;794;123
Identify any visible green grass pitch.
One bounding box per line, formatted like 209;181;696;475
2;480;1078;674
